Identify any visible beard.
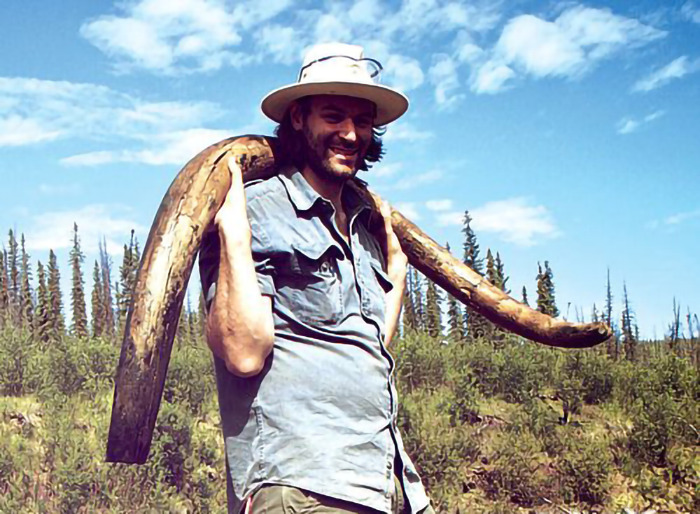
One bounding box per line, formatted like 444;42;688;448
301;125;367;184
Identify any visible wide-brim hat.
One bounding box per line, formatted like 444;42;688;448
261;43;409;126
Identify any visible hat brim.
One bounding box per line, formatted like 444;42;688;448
261;81;409;126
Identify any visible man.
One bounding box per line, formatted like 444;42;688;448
199;43;433;514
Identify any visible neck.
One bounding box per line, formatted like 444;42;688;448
300;165;346;213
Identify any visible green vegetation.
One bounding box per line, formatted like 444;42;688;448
0;225;698;512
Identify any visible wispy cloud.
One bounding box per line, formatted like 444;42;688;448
425;199;453;211
388;169;443;191
61;128;232;166
436;197;559;246
25;204;147;254
0;76;248;165
616;110;665;135
632;56;700;92
471;5;665;94
80;0;292;74
681;2;700;23
648;208;700;228
429;54;464;110
394;201;420;221
383;121;434;143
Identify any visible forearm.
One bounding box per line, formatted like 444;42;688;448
206;222;274;377
384;266;406;346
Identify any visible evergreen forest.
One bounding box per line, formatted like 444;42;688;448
0;215;697;513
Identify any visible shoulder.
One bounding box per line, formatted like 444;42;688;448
245;174;287;206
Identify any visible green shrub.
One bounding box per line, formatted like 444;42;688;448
398;387;480;507
482;430;551;506
163;343;215;416
150;401;194;492
556;431;612;505
393;332;450;393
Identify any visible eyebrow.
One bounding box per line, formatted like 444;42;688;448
319;105;374;118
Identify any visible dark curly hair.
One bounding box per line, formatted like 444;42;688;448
273;96;385;172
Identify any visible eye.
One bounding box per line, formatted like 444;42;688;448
355;117;372;129
322;112;344;123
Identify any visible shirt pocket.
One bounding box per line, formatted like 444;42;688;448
287;241;344;326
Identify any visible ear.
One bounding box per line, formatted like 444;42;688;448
290;101;304;131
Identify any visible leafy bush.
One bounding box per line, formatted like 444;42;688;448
393;331;450;393
482;430;552;506
163;343;216;416
556;430;612;505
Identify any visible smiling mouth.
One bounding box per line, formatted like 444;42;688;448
329;146;357;159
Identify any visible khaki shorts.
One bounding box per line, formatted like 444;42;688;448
247;479;435;514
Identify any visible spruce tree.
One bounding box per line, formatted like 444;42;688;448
0;250;8;323
99;238;115;337
521;286;529;306
35;261;51;342
198;288;207;338
495;252;509;293
486;249;496;285
604;268;616;359
117;230;140;327
402;265;417;333
412;268;425;331
425;280;442;338
621;282;636;361
536;261;559;317
69;223;88;337
91;260;104;337
19;234;34;329
462;211;488;340
444;244;464;341
8;229;19;323
47;249;65;338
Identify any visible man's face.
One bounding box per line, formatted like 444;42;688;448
291;95;375;183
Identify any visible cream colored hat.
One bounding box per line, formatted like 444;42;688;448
261;42;409;126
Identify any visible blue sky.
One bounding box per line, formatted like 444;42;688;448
1;0;698;339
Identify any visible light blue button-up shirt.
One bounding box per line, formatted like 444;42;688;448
199;166;429;513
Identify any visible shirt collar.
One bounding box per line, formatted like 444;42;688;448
278;166;371;219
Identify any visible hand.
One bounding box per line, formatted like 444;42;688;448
214;158;251;246
377;199;408;283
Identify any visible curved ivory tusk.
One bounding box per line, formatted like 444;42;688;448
106;135;612;464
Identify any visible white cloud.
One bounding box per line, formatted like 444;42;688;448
681;2;700;23
0;76;241;165
25;204;146;254
383;169;443;191
664;208;700;225
62;128;232;167
373;162;403;178
384;54;424;93
616;110;665;135
0;77;221;145
394;202;420;221
471;60;515;94
648;207;700;229
436;197;559;246
632;56;700;92
425;199;453;211
471;5;665;94
383;121;434;142
0;115;62;146
80;0;245;74
429;54;464;110
38;183;81;196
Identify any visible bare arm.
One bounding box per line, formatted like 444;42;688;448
206;159;275;377
378;199;408;346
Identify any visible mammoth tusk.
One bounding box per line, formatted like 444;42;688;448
106;135;612;464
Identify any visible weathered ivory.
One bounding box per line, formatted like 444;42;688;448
106;135;612;464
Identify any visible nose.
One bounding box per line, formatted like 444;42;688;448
337;118;357;143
